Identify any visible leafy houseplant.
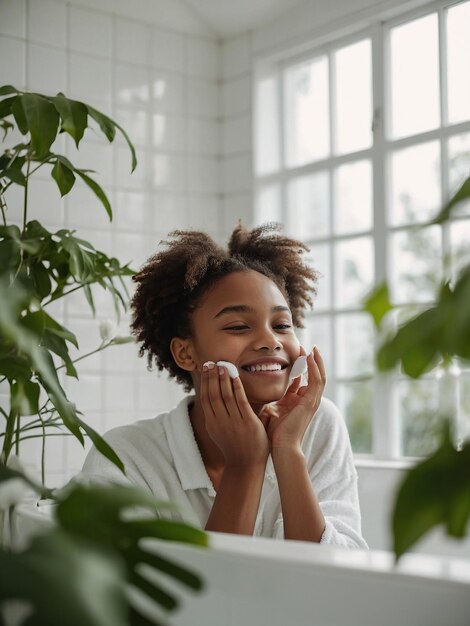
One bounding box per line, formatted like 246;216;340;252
0;86;207;624
364;175;470;559
0;84;142;475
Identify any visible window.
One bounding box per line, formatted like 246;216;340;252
254;0;470;459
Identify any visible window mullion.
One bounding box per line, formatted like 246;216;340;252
439;5;452;282
328;49;337;403
277;66;289;233
371;21;399;459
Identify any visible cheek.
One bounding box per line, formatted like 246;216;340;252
286;334;301;355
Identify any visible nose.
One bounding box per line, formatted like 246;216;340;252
253;325;282;351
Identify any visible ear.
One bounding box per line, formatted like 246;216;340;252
170;337;197;372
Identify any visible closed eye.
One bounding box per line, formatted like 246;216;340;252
225;325;249;331
274;323;292;330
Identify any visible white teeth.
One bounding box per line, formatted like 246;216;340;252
247;363;282;372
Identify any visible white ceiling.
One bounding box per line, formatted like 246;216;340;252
182;0;307;38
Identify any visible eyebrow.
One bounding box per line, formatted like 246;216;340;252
214;304;290;319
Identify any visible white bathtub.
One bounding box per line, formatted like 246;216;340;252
10;499;470;626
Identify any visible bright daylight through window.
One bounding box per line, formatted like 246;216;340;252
254;0;470;459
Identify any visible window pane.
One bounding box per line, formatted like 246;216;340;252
337;380;373;453
334;159;372;234
390;14;440;139
389;141;441;226
334;236;374;308
390;226;442;303
255;74;280;175
286;171;330;239
448;132;470;217
255;184;281;224
450;219;470;278
305;243;331;311
447;1;470;124
284;56;329;167
398;379;443;457
336;313;374;378
334;39;372;154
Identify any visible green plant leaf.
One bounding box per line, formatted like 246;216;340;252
0;356;31;380
0;85;19;96
55;482;206;616
393;428;470;559
113;120;137;172
0;118;14;140
31;262;52;299
22;310;78;376
433;175;470;224
363;282;394;328
11;379;40;416
75;417;125;474
12;93;60;158
86;105;116;142
51;157;76;196
0;95;17;120
0;531;128;626
0;280;83;443
0;154;26;185
134;546;203;590
53;94;88;147
86;104;137;172
75;169;112;220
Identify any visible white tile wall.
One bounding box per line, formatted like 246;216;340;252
222;33;252;79
0;0;26;38
69;6;113;58
0;36;26;87
220;34;254;229
115;17;150;65
0;0;226;484
221;74;251;117
151;27;186;72
28;0;67;48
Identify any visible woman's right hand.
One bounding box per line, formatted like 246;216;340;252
200;362;270;469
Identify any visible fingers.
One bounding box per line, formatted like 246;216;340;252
201;361;246;421
299;346;326;400
231;375;256;420
286;375;302;395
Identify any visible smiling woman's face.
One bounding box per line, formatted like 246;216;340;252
186;270;301;408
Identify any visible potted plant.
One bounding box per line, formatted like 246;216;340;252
0;85;207;625
365;176;470;559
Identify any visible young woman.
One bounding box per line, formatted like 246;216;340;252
81;223;367;549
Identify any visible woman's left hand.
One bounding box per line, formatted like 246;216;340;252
259;346;326;451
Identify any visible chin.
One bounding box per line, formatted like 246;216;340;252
245;385;287;407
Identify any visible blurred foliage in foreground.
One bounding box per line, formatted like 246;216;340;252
364;174;470;558
0;465;208;626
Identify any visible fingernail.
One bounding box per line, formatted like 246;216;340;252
312;345;317;353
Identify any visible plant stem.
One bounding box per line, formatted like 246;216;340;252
2;408;19;465
22;157;31;231
40;411;46;487
19;432;70;443
0;191;7;226
42;283;85;307
15;412;20;456
55;341;108;372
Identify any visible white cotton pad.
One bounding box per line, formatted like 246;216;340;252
216;360;239;379
290;355;307;379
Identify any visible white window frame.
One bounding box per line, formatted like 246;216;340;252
253;0;470;461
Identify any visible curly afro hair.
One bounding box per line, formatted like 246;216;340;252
131;222;318;391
